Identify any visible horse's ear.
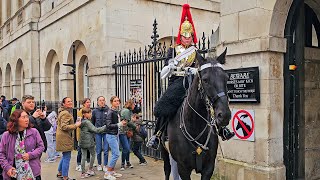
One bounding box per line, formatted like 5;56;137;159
196;51;205;63
217;47;227;64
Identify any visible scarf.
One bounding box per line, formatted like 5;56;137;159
14;130;35;180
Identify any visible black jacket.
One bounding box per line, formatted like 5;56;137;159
0;118;7;136
92;106;109;128
27;111;52;152
105;109;120;135
0;106;9;122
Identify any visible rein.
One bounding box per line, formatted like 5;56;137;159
179;62;226;151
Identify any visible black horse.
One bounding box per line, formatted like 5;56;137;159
161;49;231;180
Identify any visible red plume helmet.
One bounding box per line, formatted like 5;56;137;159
176;4;197;44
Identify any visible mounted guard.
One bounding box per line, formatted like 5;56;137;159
147;4;235;150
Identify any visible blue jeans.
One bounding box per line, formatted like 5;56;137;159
58;151;72;177
96;133;109;166
45;132;56;160
106;134;120;168
169;154;182;180
119;134;130;165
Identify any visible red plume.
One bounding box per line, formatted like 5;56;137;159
176;4;197;44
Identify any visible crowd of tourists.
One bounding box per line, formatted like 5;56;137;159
0;95;148;180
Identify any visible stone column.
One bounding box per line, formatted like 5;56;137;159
3;81;11;99
12;0;19;15
2;0;7;24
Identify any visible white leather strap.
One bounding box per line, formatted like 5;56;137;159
199;63;223;71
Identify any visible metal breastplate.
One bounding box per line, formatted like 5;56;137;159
175;45;196;68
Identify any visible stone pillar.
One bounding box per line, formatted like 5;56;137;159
3;81;11;99
6;0;11;19
12;84;21;99
2;0;7;23
215;0;287;179
12;0;19;15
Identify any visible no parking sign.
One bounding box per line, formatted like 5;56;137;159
231;109;255;141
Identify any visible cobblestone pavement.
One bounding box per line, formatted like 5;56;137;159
41;151;200;180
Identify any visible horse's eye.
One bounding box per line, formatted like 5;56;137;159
203;79;209;84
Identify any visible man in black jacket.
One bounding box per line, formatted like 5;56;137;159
22;95;52;152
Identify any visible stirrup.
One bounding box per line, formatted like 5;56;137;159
146;131;161;150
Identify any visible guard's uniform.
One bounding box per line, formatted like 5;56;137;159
154;44;197;118
147;4;234;150
148;4;198;150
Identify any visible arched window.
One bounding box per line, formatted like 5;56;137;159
305;4;320;48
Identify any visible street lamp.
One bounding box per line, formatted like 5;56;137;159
63;44;77;107
63;44;78;149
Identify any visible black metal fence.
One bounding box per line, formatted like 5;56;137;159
113;19;213;159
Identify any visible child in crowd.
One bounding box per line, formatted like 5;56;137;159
45;105;60;163
131;114;148;165
79;108;107;178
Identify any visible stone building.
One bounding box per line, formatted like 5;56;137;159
0;0;219;102
0;0;319;179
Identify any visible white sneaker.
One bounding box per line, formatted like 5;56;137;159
139;162;148;166
103;165;108;172
86;170;95;176
112;171;122;178
97;165;103;171
104;174;116;180
76;165;82;172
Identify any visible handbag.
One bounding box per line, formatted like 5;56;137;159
126;129;134;138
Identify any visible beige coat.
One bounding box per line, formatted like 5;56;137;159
56;107;77;152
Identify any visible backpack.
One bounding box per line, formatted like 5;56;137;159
139;125;147;140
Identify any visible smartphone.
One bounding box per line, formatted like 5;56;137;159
76;116;81;122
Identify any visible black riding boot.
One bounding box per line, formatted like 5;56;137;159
146;117;166;150
219;127;235;141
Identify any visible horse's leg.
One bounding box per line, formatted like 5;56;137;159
177;164;191;180
200;164;215;180
160;144;171;180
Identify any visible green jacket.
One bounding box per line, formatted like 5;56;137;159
119;108;136;134
79;118;106;149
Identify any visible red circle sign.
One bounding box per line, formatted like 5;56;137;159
231;110;254;140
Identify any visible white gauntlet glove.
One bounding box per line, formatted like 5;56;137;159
184;67;198;75
160;59;177;79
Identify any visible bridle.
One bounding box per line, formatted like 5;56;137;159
180;62;227;151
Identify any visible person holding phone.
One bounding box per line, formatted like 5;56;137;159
22;95;52;152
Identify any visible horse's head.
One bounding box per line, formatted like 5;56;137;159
196;48;231;127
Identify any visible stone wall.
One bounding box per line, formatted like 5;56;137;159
0;0;219;102
304;47;320;180
211;0;290;179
